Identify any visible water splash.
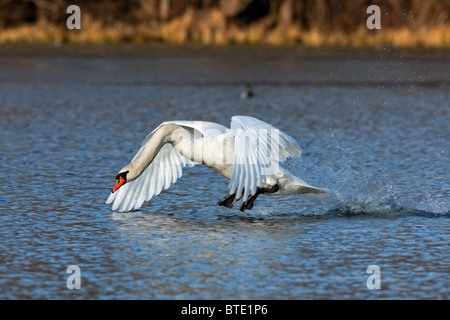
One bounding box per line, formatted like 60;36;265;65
284;132;449;217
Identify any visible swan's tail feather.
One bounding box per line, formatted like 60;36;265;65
295;185;330;195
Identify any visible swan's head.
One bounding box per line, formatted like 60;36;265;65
112;170;128;193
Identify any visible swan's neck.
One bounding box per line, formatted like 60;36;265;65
123;124;176;180
124;124;200;181
171;127;203;164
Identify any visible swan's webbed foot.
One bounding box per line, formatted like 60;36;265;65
240;194;257;211
239;184;280;212
217;192;240;208
219;185;279;211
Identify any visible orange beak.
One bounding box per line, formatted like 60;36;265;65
112;176;126;193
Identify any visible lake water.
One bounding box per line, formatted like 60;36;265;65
0;44;448;299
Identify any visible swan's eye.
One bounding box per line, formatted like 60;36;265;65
115;171;129;181
112;171;128;193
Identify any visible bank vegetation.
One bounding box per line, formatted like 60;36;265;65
0;0;449;46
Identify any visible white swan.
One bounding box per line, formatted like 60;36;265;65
106;115;328;212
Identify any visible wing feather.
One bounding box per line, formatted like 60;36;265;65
106;143;193;212
229;116;302;202
163;150;171;190
147;162;156;200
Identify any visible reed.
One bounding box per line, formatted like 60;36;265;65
0;0;448;47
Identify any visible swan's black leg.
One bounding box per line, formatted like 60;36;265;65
239;184;279;212
240;194;257;211
218;192;244;208
217;192;236;208
218;190;247;209
266;184;280;193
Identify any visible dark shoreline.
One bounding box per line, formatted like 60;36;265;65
0;43;449;60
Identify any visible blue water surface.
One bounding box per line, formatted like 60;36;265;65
0;46;448;299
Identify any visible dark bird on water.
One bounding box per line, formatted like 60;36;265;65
241;84;254;99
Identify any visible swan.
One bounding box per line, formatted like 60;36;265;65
106;115;328;212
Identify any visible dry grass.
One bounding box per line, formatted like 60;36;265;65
0;8;449;47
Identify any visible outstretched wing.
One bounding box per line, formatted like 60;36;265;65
106;120;226;212
229;115;302;201
106;143;195;212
